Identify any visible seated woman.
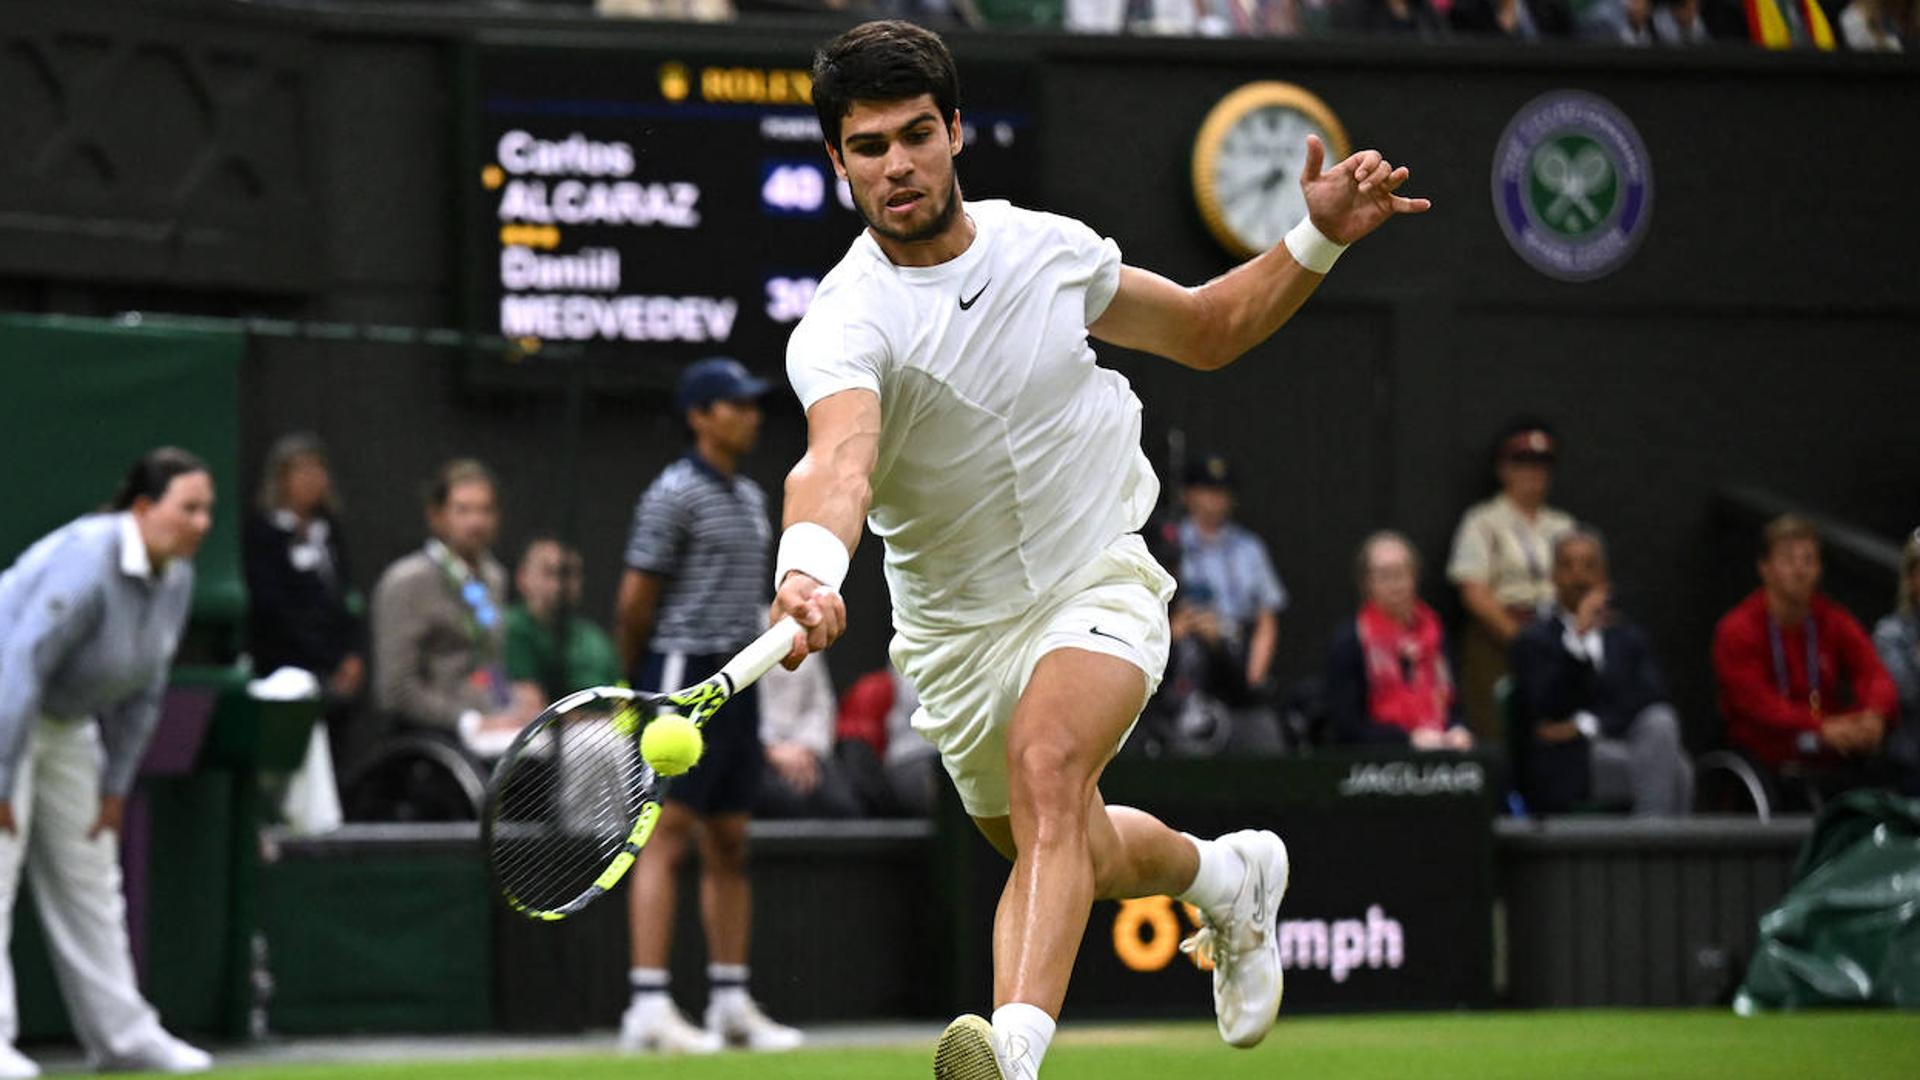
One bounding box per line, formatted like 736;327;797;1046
1873;530;1920;763
1326;531;1473;751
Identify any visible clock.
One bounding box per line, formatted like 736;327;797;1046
1191;82;1351;260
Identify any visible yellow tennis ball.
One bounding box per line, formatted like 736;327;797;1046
640;713;704;776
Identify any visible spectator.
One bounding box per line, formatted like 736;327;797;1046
1325;531;1473;750
1447;419;1576;738
1577;0;1656;43
1872;530;1920;730
836;667;941;817
0;448;216;1076
1838;0;1909;49
756;654;862;819
613;357;799;1054
1449;0;1573;38
504;536;621;702
1651;0;1716;42
244;433;365;769
1511;528;1692;815
1173;452;1287;699
1334;0;1451;37
1149;453;1288;754
596;0;735;22
370;459;539;760
1713;515;1903;804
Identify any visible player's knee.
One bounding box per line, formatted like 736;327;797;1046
1007;740;1096;820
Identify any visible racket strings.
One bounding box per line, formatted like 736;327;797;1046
488;696;658;914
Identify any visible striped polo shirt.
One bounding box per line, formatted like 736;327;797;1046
625;453;771;655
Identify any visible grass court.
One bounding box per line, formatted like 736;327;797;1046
114;1010;1919;1079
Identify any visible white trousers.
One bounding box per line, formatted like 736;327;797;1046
0;718;165;1061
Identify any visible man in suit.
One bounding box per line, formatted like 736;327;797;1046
1510;527;1693;815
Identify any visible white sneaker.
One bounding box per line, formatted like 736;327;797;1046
97;1031;212;1074
933;1014;1005;1080
707;996;803;1052
1180;829;1289;1048
0;1043;39;1080
619;996;722;1054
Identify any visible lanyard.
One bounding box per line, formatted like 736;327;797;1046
427;541;500;645
1768;615;1821;718
1510;521;1545;587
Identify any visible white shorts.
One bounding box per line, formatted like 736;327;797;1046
889;533;1175;818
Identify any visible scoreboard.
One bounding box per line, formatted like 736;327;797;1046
472;44;1036;377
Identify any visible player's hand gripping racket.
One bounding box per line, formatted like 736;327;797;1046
483;616;801;921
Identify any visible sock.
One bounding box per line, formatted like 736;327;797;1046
629;967;669;1006
708;963;750;1012
991;1002;1055;1080
1176;833;1246;915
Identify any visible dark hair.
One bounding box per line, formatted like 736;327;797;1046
1759;513;1820;561
811;20;960;151
111;446;209;511
424;458;496;511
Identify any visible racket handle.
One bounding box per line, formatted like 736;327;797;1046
720;616;804;693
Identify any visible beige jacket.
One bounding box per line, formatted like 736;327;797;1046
371;543;508;731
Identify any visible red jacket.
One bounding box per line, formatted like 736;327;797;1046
1713;590;1899;769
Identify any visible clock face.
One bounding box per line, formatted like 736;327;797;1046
1192;83;1349;259
1211;108;1326;253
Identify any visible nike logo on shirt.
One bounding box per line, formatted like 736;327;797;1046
958;280;990;310
1089;625;1132;647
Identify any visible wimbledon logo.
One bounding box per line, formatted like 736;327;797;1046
1492;90;1652;282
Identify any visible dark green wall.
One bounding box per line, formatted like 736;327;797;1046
3;1;1916;740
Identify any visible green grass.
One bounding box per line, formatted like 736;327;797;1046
137;1011;1920;1079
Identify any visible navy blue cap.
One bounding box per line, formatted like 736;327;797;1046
1183;452;1235;489
676;357;771;412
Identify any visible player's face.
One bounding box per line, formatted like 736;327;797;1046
431;479;499;562
136;470;215;563
829;94;963;249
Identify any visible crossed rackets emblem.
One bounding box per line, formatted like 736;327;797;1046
1532;142;1613;231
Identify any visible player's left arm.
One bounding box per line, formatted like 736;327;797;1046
1090;134;1430;372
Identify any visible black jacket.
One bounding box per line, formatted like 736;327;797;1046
244;511;361;677
1324;619;1467;747
1510;611;1670;811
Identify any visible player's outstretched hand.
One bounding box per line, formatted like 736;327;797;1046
770;572;847;669
1300;133;1431;246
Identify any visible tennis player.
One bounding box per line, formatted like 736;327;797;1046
770;21;1430;1080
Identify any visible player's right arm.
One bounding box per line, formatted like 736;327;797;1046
771;388;880;665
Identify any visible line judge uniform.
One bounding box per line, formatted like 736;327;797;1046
0;513;198;1069
1446;493;1574;738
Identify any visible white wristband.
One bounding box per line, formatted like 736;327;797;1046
775;522;849;592
1283;216;1346;275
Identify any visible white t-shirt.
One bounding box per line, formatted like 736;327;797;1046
786;199;1159;631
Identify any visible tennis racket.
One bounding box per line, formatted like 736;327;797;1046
483;615;802;921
